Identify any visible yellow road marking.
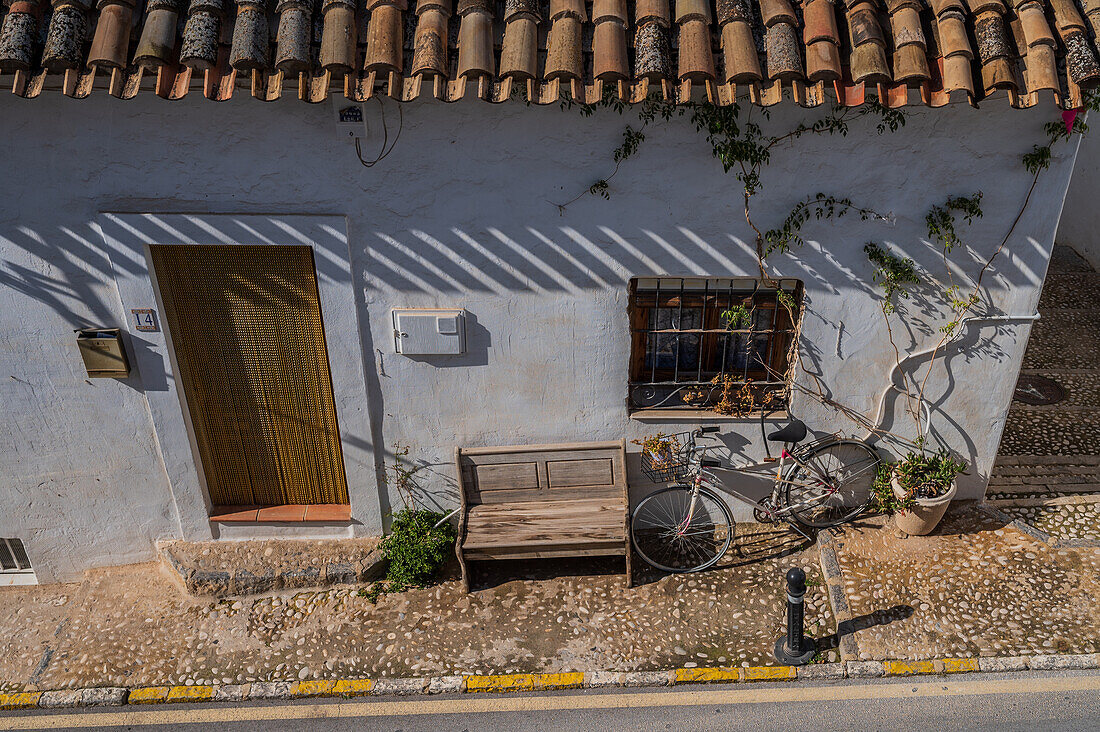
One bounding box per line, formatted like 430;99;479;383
673;667;740;684
885;660;936;676
2;674;1100;729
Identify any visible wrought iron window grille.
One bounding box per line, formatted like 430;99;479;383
628;277;802;413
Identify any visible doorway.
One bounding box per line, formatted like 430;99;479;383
149;244;349;511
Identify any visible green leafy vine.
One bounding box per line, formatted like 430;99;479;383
766;194;890;257
925;193;983;253
864;243;919;313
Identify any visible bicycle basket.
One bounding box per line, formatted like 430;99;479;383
638;432;695;482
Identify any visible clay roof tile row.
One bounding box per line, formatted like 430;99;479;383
0;0;1097;107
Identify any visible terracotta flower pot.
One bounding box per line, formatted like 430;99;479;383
891;473;957;536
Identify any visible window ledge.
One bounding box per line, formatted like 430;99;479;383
210;504;352;523
629;409;790;422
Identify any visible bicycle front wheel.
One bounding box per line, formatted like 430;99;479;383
630;486;734;573
783;440;881;528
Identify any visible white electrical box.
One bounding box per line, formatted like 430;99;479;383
392;309;466;355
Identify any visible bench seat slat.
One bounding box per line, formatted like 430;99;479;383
463;499;625;550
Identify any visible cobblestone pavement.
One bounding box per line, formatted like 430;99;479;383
993;501;1100;543
990;245;1100;543
830;506;1100;661
0;525;835;693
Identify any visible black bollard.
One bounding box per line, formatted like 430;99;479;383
773;567;817;665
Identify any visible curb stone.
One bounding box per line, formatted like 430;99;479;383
1028;653;1100;670
81;688;128;706
846;661;885;678
214;684;250;702
37;690;81;709
978;656;1029;672
0;693;41;711
5;653;1100;712
426;676;464;694
795;663;846;680
128;687;169;704
620;671;673;687
248;682;291;700
371;678;428;696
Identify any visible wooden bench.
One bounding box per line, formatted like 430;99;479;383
454;440;631;591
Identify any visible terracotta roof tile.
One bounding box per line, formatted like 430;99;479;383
592;0;628;80
456;0;493;77
2;0;1097;107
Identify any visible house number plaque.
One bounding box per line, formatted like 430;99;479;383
131;308;159;332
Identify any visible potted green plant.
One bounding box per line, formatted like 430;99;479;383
880;451;966;536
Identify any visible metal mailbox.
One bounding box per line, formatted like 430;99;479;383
392;309;466;355
76;328;130;378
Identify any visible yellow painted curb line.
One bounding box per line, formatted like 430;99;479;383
128;687;170;704
166;686;214;703
673;668;741;685
743;666;796;682
292;681;337;697
466;673;584;693
885;660;936;676
0;693;41;711
332;679;374;697
942;658;979;674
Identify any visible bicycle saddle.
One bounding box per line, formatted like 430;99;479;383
767;418;808;443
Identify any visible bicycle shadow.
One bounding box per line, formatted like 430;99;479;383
722;527;815;569
633;525;816;586
813;604;915;651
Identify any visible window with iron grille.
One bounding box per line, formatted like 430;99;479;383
0;538;32;573
628;277;802;413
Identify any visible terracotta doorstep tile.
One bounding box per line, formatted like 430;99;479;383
209;505;260;522
256;505;307;522
304;504;352;522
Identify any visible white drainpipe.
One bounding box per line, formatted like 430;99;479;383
866;313;1042;443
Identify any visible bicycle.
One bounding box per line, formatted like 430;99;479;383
630;418;881;573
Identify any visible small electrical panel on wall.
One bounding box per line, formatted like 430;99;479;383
392;309;466;355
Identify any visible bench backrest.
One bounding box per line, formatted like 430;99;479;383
456;440;627;506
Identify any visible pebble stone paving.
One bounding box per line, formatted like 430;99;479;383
830;506;1100;661
995;502;1100;543
0;525;836;693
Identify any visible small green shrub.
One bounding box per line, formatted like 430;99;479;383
873;451;966;514
871;461;913;515
379;508;457;592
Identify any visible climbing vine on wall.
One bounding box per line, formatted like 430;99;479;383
559;92;1093;448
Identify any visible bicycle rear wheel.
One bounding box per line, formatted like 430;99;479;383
782;440;880;528
630;486;734;573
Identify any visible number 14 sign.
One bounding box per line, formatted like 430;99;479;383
131;309;159;332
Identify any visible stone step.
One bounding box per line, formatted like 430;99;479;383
992;460;1100;476
159;537;384;598
993;455;1100;467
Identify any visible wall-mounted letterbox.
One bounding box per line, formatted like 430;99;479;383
392;309;466;355
76;328;130;378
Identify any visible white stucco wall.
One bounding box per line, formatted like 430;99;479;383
1057;122;1100;269
0;91;1079;582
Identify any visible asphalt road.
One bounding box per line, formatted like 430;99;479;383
3;670;1099;732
